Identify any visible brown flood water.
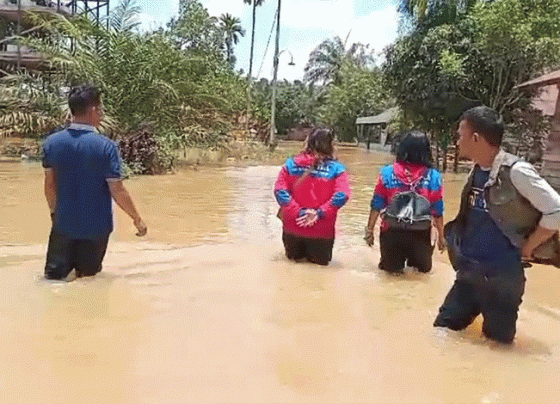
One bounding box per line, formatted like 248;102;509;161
1;145;560;403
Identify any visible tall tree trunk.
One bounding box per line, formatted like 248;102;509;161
431;132;440;170
442;142;448;172
441;130;448;172
226;39;233;65
248;2;256;78
453;138;459;173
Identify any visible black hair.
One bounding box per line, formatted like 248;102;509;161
68;85;101;116
305;127;335;158
396;130;433;168
460;106;504;147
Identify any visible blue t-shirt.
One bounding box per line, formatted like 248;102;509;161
43;127;122;240
460;166;519;262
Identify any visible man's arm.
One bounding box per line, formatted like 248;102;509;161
521;226;557;260
44;170;57;216
108;180;147;236
510;162;560;259
105;141;147;236
42;141;56;217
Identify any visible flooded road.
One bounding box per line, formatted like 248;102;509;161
1;145;560;403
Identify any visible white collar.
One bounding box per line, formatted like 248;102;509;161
69;123;98;132
484;148;506;188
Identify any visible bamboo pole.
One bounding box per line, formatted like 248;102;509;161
269;0;281;147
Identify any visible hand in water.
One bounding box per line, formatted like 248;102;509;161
296;209;319;228
364;227;374;246
134;218;148;237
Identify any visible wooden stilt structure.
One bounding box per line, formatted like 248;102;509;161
0;0;109;74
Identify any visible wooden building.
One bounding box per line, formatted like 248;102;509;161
355;107;398;151
517;70;560;191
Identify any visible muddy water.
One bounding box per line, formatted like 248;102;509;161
1;146;560;403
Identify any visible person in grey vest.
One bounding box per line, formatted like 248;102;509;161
434;106;560;344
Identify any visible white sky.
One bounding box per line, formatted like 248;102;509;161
135;0;400;81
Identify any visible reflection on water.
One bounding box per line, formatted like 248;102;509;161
1;145;560;403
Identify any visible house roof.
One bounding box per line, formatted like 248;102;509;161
356;107;398;125
516;70;560;89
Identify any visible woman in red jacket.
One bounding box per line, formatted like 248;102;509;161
274;128;351;265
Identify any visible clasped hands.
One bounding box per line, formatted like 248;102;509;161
296;209;319;228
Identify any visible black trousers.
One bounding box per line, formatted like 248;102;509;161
379;228;434;273
434;256;525;344
282;232;334;266
44;230;110;280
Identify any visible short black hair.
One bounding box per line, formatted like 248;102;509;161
68;85;101;116
396;130;433;168
460;106;504;147
305;127;335;158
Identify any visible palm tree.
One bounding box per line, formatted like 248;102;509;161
110;0;141;33
219;13;245;66
243;0;265;78
303;35;369;86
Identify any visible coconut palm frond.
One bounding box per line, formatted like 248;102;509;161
110;0;141;33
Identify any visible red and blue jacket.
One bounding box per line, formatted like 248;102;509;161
275;152;351;239
372;161;444;232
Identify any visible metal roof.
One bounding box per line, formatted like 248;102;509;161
516;70;560;89
356;107;398;125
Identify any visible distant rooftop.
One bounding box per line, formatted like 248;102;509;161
516;70;560;117
356;107;398;125
517;69;560;90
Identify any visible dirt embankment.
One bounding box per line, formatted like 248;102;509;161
0;137;305;168
0;138;42;160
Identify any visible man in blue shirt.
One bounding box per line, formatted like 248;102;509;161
43;85;147;281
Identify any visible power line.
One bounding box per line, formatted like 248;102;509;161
255;5;278;80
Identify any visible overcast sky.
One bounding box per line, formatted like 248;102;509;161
135;0;400;81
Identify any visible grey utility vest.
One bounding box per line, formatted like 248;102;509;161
447;152;560;267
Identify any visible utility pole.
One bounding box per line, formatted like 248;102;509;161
269;0;281;148
16;0;21;70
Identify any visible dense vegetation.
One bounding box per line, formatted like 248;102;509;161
385;0;560;170
0;0;250;172
1;0;559;173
